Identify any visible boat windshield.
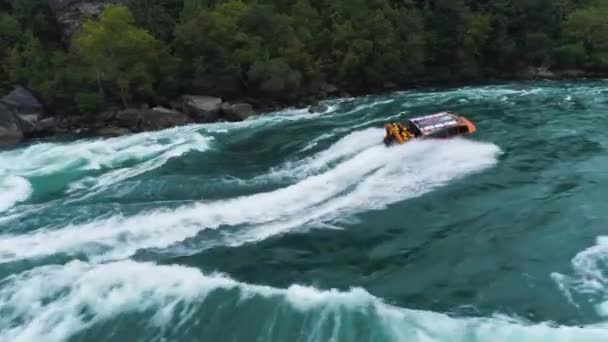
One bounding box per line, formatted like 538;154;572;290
406;120;422;136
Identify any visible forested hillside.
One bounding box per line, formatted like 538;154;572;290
1;0;607;115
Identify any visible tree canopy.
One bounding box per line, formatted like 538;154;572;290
75;5;178;108
0;0;606;115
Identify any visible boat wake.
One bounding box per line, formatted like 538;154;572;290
0;128;500;263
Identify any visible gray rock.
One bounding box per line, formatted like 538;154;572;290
1;86;43;115
96;126;132;137
17;114;40;134
535;67;557;79
308;103;329;113
0;103;23;147
97;110;117;122
556;69;586;78
321;83;339;95
140;109;189;131
383;81;398;90
114;109;142;129
522;67;558;80
182;95;222;122
112;108;190;131
152;106;180;115
0;127;22;147
59;115;84;130
221;102;254;121
38;117;58;132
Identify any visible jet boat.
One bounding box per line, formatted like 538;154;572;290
383;111;476;146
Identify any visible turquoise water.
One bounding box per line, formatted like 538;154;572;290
1;80;608;341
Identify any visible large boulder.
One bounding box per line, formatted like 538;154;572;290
182;95;222;122
37;117;59;133
1;86;46;137
96;126;132;137
320;82;339;96
308;103;329;114
521;67;558;80
556;69;586;78
17;114;40;135
114;109;142;129
220;102;254;121
383;81;398;90
47;0;123;41
141;107;189;130
112;107;190;131
1;86;43;116
0;103;23;147
97;109;117;123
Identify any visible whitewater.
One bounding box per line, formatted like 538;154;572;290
1;80;608;341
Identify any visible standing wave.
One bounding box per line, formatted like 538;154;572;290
552;236;608;317
1;260;607;342
0;125;212;210
0;175;32;212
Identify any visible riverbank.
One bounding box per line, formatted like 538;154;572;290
1;68;606;149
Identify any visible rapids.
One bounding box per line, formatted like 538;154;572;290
1;80;608;341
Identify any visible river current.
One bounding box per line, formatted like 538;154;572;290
1;80;608;341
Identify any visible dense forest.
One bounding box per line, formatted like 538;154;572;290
1;0;607;115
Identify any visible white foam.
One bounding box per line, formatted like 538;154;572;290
296;112;404;155
1;260;607;342
0;175;32;212
0;129;500;263
551;237;608;316
67;132;212;195
0;125;212;199
264;128;384;181
230;135;501;246
394;86;541;107
203;107;321;134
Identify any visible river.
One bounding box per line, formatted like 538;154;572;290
1;80;608;341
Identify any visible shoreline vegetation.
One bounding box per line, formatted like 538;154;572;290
1;0;608;146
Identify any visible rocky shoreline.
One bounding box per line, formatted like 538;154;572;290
0;87;281;147
0;67;606;149
0;83;343;148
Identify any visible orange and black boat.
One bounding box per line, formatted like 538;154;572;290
383;111;476;146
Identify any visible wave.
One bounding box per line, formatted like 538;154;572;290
0;125;212;209
0;175;31;212
0;125;204;174
264;127;383;182
551;237;608;317
1;260;607;342
203;107;323;134
66;132;212;196
231;135;501;247
0;129;500;263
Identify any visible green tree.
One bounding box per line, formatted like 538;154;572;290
562;4;608;70
462;13;491;77
247;58;302;99
125;0;182;41
553;42;587;68
0;13;21;93
424;0;469;80
173;0;249;96
74;5;177;107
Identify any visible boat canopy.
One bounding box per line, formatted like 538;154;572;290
407;111;462;136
